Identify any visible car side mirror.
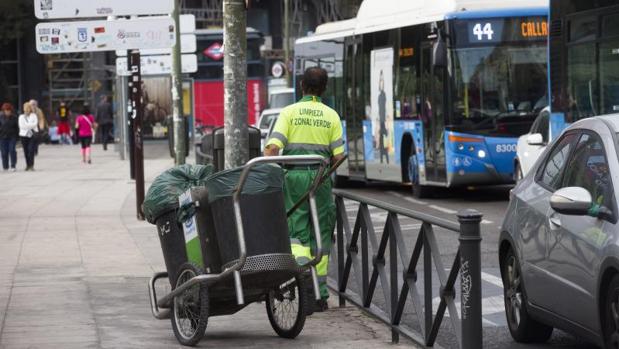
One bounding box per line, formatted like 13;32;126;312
526;133;544;146
550;187;592;216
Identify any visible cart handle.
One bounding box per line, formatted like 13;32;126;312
233;155;329;269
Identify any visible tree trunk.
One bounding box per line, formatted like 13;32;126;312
223;0;248;169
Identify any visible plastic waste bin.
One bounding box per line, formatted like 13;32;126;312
211;126;262;172
143;164;213;285
204;163;297;288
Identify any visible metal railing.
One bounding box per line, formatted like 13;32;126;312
332;190;483;349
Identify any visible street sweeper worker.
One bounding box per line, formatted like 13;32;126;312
264;66;345;312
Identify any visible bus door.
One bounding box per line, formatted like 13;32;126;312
420;43;447;183
344;37;366;178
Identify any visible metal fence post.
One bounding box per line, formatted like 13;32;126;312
336;197;346;307
457;209;483;349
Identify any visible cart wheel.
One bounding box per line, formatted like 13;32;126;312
171;262;208;346
266;274;309;339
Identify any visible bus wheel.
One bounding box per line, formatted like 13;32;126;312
409;153;433;199
412;181;433;199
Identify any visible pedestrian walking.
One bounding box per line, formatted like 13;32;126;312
0;103;19;171
29;99;47;155
18;102;38;171
264;67;345;312
95;95;114;150
57;101;72;145
75;105;97;164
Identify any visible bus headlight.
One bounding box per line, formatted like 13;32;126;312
468;145;475;152
457;144;464;151
478;150;486;158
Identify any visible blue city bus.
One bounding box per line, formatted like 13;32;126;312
295;0;548;197
548;0;619;138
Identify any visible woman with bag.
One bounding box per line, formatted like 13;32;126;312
18;102;38;171
75;105;97;164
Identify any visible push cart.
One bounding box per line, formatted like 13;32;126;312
148;155;329;346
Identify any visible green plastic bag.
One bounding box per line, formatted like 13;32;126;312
143;164;214;224
205;164;284;203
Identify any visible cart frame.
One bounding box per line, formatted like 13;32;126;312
148;155;329;320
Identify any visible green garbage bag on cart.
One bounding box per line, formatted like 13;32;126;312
143;164;214;224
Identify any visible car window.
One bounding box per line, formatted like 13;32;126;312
538;132;577;190
259;113;277;128
538;111;550;143
529;111;550;143
529;115;542;134
561;133;613;209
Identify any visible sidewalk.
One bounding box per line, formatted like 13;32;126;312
0;143;416;349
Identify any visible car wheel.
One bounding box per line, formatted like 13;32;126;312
514;162;524;182
502;248;553;343
603;275;619;349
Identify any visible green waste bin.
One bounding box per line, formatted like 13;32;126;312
144;164;213;285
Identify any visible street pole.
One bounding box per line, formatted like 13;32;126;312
127;51;135;179
458;209;483;349
171;0;185;165
223;0;248;169
284;0;291;87
129;50;145;220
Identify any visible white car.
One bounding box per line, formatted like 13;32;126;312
256;108;282;148
514;107;551;181
268;88;295;109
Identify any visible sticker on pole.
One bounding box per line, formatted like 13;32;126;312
35;0;174;19
36;17;176;54
204;42;223;60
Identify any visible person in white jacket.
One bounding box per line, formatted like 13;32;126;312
18;102;38;171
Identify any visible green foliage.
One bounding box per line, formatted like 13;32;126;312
0;0;34;43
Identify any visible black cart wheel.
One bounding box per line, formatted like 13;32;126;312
266;274;309;339
171;263;208;346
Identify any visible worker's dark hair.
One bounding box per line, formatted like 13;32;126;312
301;67;328;96
82;104;90;115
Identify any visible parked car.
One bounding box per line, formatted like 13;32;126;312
256;108;282;148
499;115;619;348
268;88;294;109
514;106;551;181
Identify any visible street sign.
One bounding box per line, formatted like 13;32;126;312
271;61;285;78
115;34;196;56
204;42;223;60
116;54;198;76
36;17;175;54
179;14;196;34
35;0;174;19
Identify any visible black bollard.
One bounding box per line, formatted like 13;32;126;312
457;209;483;349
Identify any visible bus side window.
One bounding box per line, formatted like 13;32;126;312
398;27;419;119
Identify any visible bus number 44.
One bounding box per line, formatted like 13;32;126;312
473;23;494;41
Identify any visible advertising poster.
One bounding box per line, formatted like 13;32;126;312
370;48;394;165
142;77;172;138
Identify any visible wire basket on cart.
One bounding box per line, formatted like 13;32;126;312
147;156;329;346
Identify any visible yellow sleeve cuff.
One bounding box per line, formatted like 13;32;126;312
266;138;284;149
332;146;345;156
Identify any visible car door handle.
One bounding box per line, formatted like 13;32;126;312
549;214;561;228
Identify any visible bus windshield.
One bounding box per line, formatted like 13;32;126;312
450;43;547;137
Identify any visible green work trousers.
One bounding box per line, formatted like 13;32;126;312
284;169;335;299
